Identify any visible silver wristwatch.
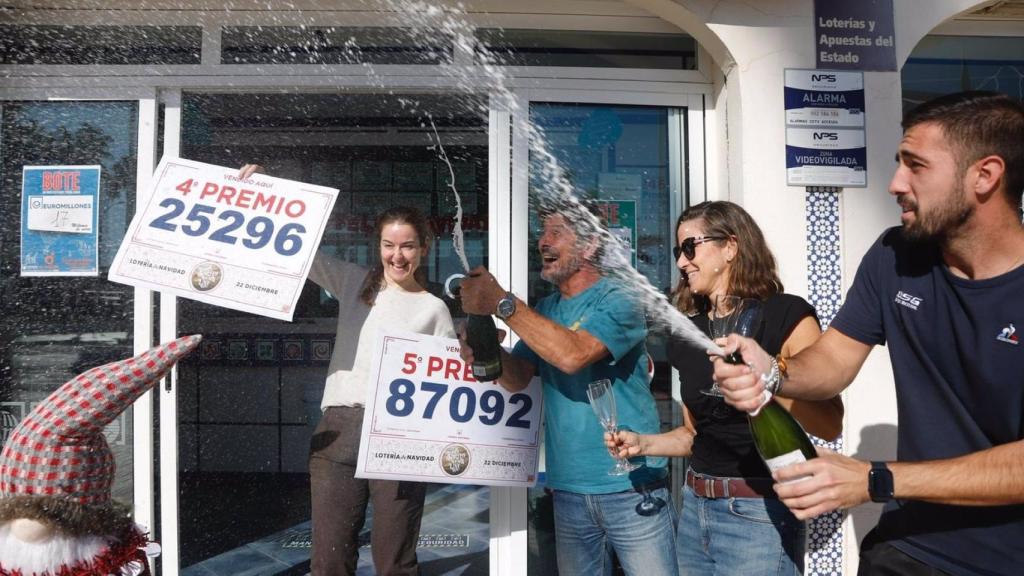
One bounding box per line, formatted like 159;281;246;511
495;292;517;320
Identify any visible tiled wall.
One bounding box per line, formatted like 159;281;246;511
805;189;845;575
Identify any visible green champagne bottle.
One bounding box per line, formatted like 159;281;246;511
446;275;502;382
466;313;502;381
748;398;817;474
719;349;816;473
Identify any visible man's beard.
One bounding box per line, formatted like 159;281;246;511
900;183;973;243
540;251;581;285
0;524;109;575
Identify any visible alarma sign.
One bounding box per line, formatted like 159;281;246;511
108;157;338;320
784;70;864;128
356;330;542;487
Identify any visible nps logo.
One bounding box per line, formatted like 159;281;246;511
894;291;922;311
997;323;1019;345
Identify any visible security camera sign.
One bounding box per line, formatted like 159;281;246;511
785;128;867;187
356;330;542;487
108;157;338;320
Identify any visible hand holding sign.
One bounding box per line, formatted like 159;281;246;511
108;157;339;321
238;163;265;180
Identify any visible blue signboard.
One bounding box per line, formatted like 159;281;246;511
784;70;867;187
784;70;865;127
20;165;101;276
785;128;867;187
815;0;896;71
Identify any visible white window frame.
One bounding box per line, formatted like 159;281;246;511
0;87;161;567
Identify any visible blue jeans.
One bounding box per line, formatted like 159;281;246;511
677;484;805;576
552;486;678;576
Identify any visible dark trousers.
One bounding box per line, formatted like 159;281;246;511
309;406;427;576
858;529;951;576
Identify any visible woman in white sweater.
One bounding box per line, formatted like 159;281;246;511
237;164;454;574
306;205;455;575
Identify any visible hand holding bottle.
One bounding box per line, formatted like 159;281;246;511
771;448;871;520
712;332;819;478
448;272;505;382
458;265;506;315
711;333;774;413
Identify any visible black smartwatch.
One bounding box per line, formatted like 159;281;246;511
868;461;894;503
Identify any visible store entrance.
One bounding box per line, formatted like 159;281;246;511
172;92;490;575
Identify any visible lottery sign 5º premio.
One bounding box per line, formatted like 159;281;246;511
356;330;543;487
108;157;338;321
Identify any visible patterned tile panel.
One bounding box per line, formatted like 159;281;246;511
805;188;845;576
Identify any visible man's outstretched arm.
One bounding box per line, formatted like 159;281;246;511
714;327;872;412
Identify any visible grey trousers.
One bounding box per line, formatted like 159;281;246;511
309;406;426;576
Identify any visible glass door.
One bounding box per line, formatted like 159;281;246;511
0;99;144;528
509;91;706;575
164;92;493;575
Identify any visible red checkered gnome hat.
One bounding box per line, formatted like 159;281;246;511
0;334;201;536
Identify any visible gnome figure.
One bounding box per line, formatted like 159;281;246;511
0;335;201;576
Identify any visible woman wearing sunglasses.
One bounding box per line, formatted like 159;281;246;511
607;200;843;576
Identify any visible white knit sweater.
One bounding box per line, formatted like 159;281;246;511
307;251;455;409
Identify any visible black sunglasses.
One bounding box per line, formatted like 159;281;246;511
673;236;726;260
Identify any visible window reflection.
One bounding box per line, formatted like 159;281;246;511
903;35;1024;110
477;29;697;70
527;104;673;303
526;102;679;573
0;25;201;65
0;101;138;503
176;92;491;574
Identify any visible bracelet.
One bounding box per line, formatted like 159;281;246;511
774;354;788;396
760;356;781;396
775;354;789;378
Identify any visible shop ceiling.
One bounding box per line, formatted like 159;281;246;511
967;0;1024;18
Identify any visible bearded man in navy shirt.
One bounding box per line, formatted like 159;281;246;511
714;91;1024;576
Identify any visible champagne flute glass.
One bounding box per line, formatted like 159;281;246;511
703;295;764;397
586;379;640;476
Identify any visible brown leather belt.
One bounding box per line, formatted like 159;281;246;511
685;469;776;499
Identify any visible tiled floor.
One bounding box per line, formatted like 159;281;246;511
177;395;680;576
181;483;490;576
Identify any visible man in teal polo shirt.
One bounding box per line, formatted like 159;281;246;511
459;203;677;576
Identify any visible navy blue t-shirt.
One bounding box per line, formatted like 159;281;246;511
831;227;1024;576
